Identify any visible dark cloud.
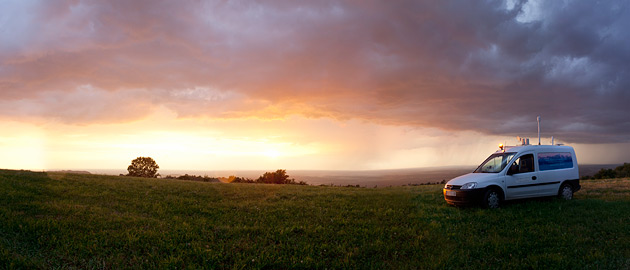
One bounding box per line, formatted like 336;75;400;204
1;0;629;143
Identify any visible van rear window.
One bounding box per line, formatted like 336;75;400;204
538;152;573;171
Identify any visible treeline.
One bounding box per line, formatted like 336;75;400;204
231;169;307;185
582;163;630;180
124;157;307;185
163;169;307;185
163;174;220;182
317;184;363;188
403;179;448;186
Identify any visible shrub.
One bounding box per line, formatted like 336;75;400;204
253;170;307;185
164;174;219;182
591;163;630;179
615;163;630;178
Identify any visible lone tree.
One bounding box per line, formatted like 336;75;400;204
127;157;159;178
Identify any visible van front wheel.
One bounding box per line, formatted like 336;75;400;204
482;188;501;209
559;184;573;200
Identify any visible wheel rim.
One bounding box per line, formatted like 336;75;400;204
561;186;573;200
487;191;500;208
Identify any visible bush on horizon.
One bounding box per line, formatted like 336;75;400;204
583;163;630;180
164;174;220;182
255;169;307;185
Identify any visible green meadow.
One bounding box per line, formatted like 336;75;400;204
1;169;629;269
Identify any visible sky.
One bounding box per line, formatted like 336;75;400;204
1;0;629;172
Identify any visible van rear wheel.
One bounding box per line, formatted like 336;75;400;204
559;184;573;200
482;188;501;209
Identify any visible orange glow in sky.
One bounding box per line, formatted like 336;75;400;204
1;107;627;172
1;1;630;172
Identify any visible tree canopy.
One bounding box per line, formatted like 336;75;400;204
589;163;630;179
127;157;159;178
255;169;305;184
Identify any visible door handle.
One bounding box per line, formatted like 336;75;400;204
532;176;537;180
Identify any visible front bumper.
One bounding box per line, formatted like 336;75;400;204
443;188;485;206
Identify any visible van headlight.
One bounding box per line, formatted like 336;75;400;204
460;182;477;189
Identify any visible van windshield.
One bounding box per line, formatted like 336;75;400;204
474;152;516;173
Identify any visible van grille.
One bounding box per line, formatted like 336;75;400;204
446;185;461;190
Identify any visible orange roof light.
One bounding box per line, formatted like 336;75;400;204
498;143;504;150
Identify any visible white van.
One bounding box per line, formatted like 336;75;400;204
443;144;581;208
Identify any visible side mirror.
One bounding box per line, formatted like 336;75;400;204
507;164;518;175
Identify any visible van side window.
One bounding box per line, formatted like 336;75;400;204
510;154;535;174
538;152;573;171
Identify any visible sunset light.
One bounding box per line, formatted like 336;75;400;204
2;1;630;268
0;0;629;173
263;149;281;159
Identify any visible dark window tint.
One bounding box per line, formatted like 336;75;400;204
538;152;573;171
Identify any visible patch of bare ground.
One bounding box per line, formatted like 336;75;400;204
579;178;630;201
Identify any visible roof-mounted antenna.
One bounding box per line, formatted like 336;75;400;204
537;116;541;145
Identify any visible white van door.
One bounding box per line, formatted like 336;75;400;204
505;153;541;199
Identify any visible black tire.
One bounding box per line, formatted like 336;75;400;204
558;183;573;200
482;188;501;209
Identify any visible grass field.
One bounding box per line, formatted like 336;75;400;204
1;169;629;269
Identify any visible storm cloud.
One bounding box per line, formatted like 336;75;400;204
1;0;629;143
